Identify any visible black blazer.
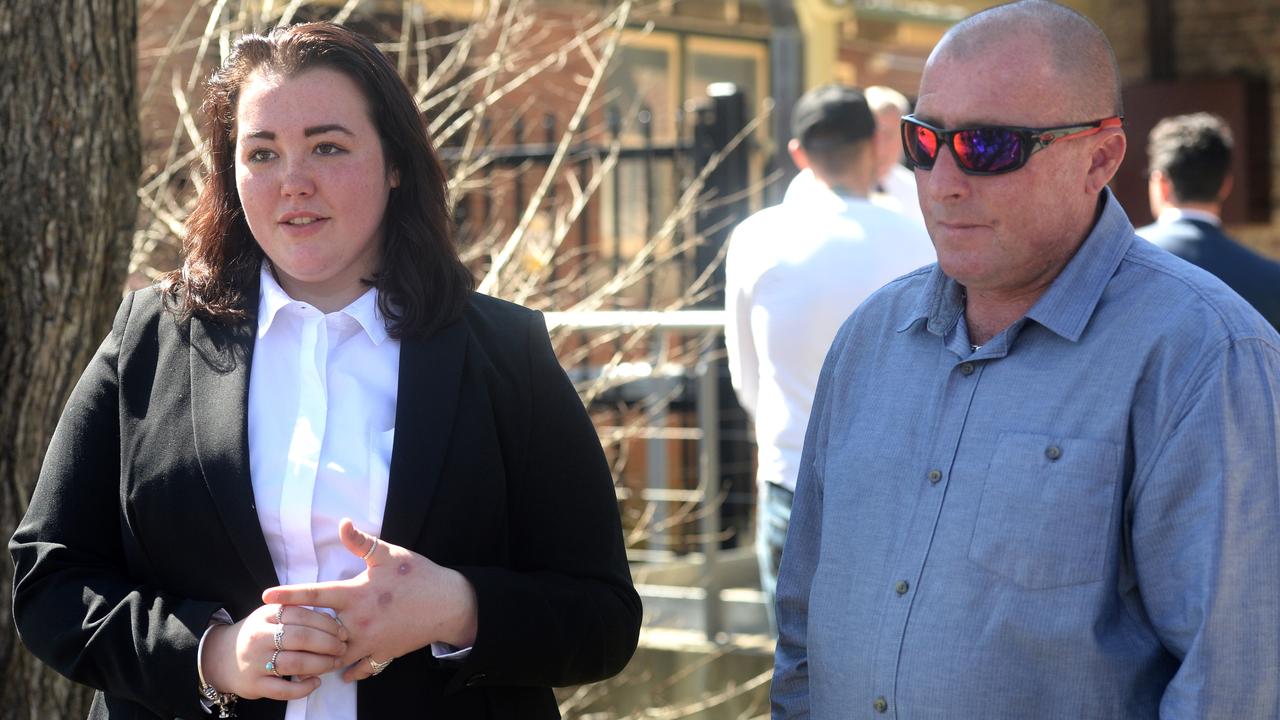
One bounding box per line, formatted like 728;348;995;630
11;287;641;719
1137;217;1280;331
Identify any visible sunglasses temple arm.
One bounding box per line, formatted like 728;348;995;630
1051;117;1124;143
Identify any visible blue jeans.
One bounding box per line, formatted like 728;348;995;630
756;482;794;637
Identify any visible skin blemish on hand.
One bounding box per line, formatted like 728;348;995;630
378;591;393;607
397;563;410;576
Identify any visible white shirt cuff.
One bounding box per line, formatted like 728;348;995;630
430;642;472;661
197;609;234;713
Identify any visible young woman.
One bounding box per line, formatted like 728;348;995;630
11;22;640;719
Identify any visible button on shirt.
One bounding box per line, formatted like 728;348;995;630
248;266;398;720
773;191;1280;718
725;177;935;492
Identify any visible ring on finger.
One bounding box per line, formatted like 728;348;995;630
266;649;282;678
360;537;380;561
274;625;285;652
275;605;285;624
368;655;393;675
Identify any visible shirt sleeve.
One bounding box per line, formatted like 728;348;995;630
444;310;641;692
724;229;760;419
196;609;234;713
1130;336;1280;717
430;642;471;661
770;318;852;719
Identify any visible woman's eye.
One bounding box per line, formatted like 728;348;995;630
247;148;276;162
315;143;344;156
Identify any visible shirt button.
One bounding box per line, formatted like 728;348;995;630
895;580;910;595
927;469;942;484
959;362;975;375
874;696;889;713
1045;445;1062;460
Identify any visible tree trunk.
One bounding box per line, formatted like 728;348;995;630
0;0;138;716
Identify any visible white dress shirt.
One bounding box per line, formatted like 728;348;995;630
1156;206;1222;226
786;166;926;229
726;177;936;491
248;265;398;720
872;164;926;228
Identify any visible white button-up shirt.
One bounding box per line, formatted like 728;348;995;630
726;177;936;491
248;265;398;720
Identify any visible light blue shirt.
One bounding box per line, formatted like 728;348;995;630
773;191;1280;718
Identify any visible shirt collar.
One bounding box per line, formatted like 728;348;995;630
1024;189;1133;342
1157;206;1221;226
256;263;294;339
899;262;962;337
783;168;868;211
898;188;1135;345
256;262;390;345
341;282;390;345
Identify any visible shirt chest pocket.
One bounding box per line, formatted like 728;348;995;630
968;432;1122;590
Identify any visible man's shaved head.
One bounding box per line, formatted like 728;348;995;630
910;0;1128;307
932;0;1121;120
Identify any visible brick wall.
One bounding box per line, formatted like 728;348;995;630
1095;0;1280;259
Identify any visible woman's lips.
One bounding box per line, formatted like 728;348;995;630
278;216;330;236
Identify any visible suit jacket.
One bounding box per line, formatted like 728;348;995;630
1137;217;1280;331
10;287;641;719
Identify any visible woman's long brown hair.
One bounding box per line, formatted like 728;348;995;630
165;21;472;338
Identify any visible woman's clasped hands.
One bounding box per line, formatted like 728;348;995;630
202;518;478;699
199;598;348;701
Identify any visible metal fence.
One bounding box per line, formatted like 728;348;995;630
444;86;767;643
547;310;769;643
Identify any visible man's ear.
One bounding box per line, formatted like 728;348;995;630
1148;169;1172;217
788;139;810;171
1217;173;1234;203
1084;130;1126;195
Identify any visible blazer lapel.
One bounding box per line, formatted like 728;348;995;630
379;318;468;548
189;315;280;591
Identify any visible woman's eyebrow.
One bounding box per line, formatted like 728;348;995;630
240;125;354;140
304;124;354;137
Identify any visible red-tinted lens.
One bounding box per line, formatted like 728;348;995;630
904;122;939;168
952;127;1026;173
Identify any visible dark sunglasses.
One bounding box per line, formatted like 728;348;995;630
900;114;1124;176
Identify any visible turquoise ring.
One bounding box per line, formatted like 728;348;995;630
266;649;282;677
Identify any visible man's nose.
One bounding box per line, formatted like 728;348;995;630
921;143;970;202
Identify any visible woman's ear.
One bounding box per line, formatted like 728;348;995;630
389;165;400;189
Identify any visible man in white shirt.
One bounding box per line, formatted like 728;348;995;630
725;84;936;633
866;85;926;227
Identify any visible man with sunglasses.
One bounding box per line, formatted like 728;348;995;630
772;2;1280;718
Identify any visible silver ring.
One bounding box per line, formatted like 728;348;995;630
266;649;282;678
274;625;285;652
368;656;393;675
275;605;285;624
361;537;379;561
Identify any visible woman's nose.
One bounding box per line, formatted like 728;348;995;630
280;160;315;198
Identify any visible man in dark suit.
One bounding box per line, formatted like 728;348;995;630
1137;112;1280;330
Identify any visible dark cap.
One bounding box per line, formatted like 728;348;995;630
791;84;876;148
